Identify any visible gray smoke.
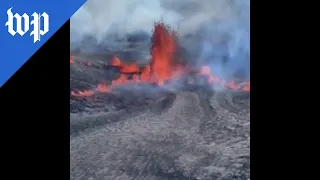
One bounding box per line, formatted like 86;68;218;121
71;0;250;80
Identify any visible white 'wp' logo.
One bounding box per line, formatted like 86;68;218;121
5;7;49;43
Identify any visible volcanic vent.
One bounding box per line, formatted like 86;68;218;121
70;22;250;180
70;22;250;98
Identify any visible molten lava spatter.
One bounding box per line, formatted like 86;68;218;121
71;82;110;97
71;22;250;97
111;56;122;67
111;56;141;73
96;82;109;93
140;65;151;81
121;62;140;73
150;23;180;85
71;90;94;97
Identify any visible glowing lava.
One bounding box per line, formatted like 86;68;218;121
111;56;123;67
150;23;181;85
71;22;250;97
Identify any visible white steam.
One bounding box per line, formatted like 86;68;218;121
71;0;250;80
71;0;246;42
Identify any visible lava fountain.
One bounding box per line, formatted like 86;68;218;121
71;22;250;97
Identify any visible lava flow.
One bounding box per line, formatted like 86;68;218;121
71;22;250;97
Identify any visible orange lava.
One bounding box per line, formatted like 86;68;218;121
96;82;109;93
242;82;250;92
71;22;250;97
111;56;122;67
150;23;180;85
71;90;94;97
121;62;140;73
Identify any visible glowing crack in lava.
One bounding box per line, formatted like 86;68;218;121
71;22;250;97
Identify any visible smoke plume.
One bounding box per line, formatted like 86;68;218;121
71;0;250;80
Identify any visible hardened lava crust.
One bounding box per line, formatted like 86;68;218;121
70;54;250;180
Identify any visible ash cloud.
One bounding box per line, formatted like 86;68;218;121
71;0;250;80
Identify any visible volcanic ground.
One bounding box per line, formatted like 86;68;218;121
70;24;250;180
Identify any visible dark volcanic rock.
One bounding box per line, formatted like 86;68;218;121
70;52;250;180
70;91;250;180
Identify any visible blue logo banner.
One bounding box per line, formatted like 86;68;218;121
0;0;87;87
